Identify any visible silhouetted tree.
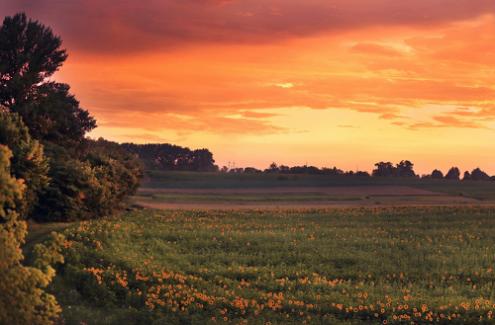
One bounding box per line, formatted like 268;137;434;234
322;167;344;175
445;167;460;180
122;143;216;171
0;13;139;221
431;169;444;179
0;13;67;108
266;162;280;173
190;149;217;171
396;160;416;177
372;162;395;177
463;171;471;181
0;14;95;148
244;167;262;174
470;168;490;181
14;83;96;148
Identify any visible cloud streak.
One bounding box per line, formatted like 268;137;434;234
1;0;494;54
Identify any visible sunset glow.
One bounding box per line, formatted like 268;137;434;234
2;1;495;173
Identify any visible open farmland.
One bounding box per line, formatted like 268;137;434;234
133;171;495;209
51;207;495;324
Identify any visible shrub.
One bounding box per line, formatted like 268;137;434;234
0;111;49;216
34;143;97;221
0;145;64;324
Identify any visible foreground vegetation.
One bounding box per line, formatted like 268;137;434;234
50;207;495;324
0;12;142;323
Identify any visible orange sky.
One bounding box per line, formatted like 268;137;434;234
2;1;495;173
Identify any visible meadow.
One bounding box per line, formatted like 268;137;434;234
48;206;495;324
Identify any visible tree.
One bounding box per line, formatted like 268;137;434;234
0;13;95;148
372;162;395;177
0;13;67;109
33;144;97;222
463;171;471;181
431;169;444;179
14;82;96;148
34;139;143;222
244;167;262;174
266;162;280;173
0;145;64;324
470;168;490;181
122;143;216;171
190;149;217;171
0;13;142;222
0;111;49;216
396;160;416;177
445;167;460;180
84;138;143;215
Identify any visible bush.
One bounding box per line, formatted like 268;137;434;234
33;143;96;221
0;145;64;324
0;111;49;217
34;140;143;222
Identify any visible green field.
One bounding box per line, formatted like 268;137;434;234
47;207;495;324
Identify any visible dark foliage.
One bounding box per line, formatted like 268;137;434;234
13;82;96;148
0;13;67;108
0;111;49;216
0;13;141;222
430;169;444;179
34;140;143;222
470;168;490;181
445;167;461;180
122;143;217;172
372;162;395;177
372;160;416;178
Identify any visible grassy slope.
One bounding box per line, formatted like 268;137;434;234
49;207;495;324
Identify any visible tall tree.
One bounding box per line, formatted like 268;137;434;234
470;168;490;181
0;13;66;108
430;169;444;179
445;167;461;180
0;13;96;148
14;82;96;147
372;162;395;177
396;160;416;177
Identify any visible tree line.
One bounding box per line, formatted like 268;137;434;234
0;13;142;323
122;143;217;171
220;161;495;181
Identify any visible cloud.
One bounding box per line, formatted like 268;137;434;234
406;115;487;130
1;0;494;54
350;43;404;57
95;111;284;134
4;2;495;137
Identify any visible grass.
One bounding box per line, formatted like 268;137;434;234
48;206;495;324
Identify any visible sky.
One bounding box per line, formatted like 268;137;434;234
1;0;495;174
